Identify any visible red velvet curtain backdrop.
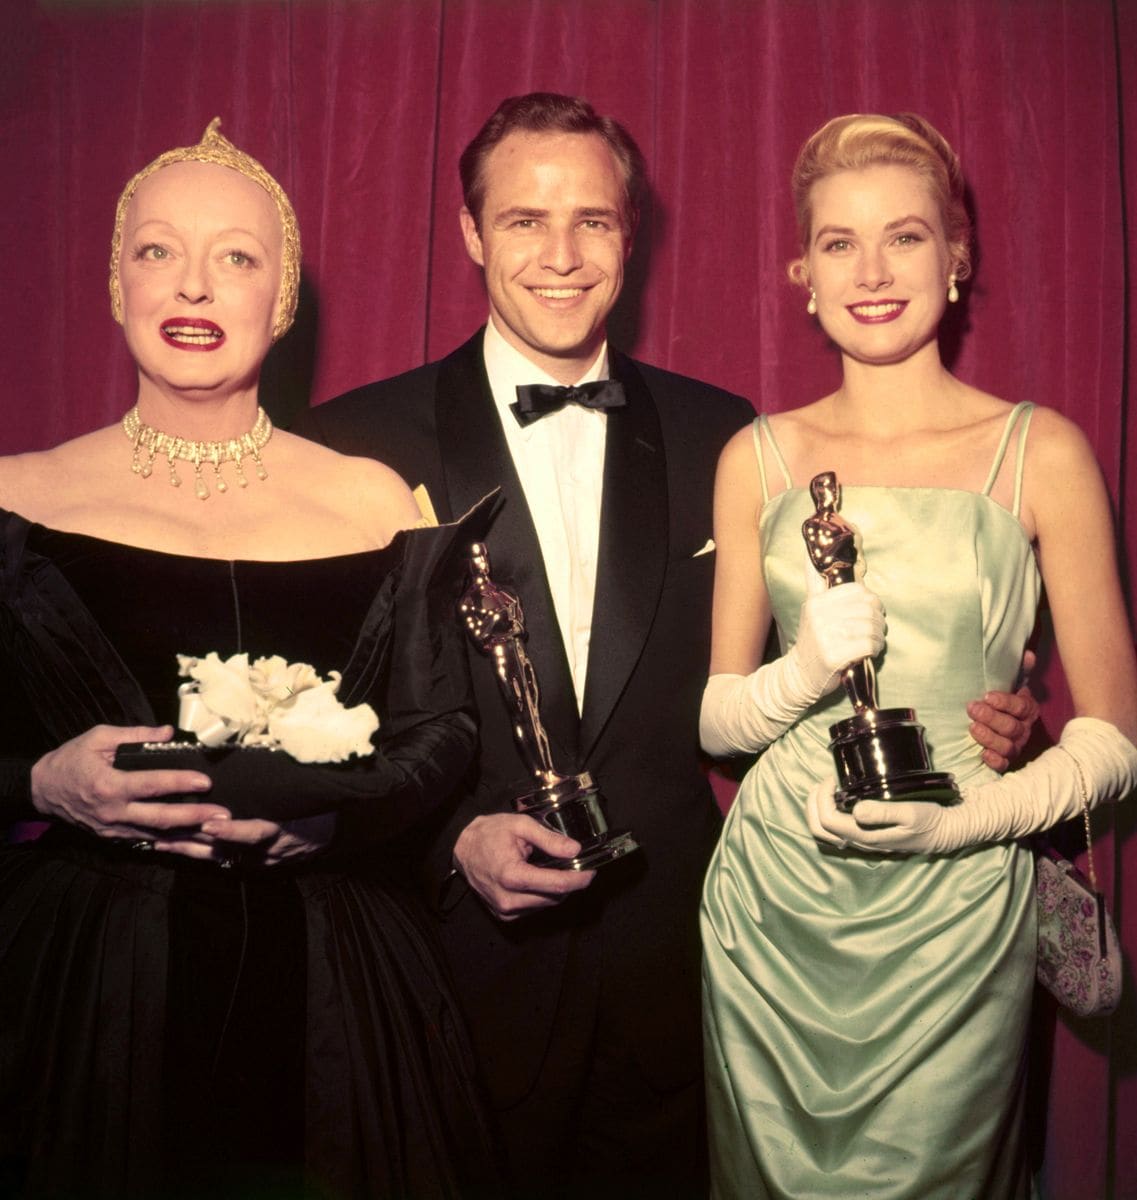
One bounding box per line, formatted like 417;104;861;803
1;1;1134;1194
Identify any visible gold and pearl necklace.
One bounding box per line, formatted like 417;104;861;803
122;405;272;500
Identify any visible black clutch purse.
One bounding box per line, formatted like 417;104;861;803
113;738;379;822
114;738;244;774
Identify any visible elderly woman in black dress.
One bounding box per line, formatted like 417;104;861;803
0;120;496;1198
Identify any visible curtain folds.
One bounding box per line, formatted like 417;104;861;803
2;1;1133;1195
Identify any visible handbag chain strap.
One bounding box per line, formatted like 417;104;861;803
1056;743;1098;892
1050;753;1108;969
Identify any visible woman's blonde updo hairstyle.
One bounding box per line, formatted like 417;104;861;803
788;113;971;289
109;118;301;340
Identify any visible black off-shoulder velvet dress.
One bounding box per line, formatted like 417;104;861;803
0;505;499;1199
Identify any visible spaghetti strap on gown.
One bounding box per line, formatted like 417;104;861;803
0;504;499;1198
701;404;1040;1199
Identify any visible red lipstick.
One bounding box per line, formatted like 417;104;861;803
160;317;225;351
846;300;908;324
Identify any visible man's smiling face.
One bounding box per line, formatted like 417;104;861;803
460;130;630;383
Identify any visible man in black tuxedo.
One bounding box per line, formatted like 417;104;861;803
296;94;741;1196
294;93;1036;1197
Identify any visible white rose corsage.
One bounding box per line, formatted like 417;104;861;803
175;652;379;764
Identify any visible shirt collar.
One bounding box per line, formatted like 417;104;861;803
483;317;610;434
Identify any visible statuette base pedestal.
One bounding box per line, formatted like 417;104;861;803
517;773;640;871
829;708;960;813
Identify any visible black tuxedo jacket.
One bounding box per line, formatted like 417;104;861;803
293;330;752;1107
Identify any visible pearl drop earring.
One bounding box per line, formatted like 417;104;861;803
947;274;959;304
807;289;818;315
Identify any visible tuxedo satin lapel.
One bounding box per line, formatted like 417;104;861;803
580;353;668;756
431;336;499;522
434;333;582;765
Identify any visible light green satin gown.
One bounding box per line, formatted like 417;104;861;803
702;404;1040;1199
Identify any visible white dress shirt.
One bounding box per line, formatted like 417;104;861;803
482;318;609;714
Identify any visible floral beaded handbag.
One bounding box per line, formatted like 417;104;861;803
1035;749;1122;1018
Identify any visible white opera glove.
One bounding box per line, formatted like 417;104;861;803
699;581;885;757
807;716;1137;855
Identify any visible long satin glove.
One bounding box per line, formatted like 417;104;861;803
807;716;1137;854
699;580;885;757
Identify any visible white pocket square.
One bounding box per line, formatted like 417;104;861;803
693;539;715;557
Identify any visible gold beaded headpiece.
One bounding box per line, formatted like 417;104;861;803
109;117;301;340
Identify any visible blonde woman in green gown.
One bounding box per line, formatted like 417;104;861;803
699;114;1137;1199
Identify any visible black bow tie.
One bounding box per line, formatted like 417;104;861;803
511;380;626;427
